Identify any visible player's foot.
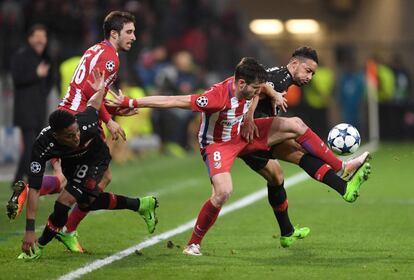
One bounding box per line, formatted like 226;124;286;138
343;162;371;203
7;180;28;220
138;196;159;234
341;152;371;181
55;231;85;253
17;245;43;260
280;226;310;248
183;243;202;256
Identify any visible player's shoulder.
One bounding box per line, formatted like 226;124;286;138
33;127;56;154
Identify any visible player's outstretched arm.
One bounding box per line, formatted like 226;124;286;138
86;68;106;110
22;188;40;254
108;92;192;109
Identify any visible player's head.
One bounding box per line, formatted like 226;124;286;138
27;24;48;55
288;46;318;86
49;110;80;148
103;11;136;52
234;57;267;100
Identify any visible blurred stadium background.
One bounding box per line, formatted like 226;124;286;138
0;0;413;279
0;0;413;168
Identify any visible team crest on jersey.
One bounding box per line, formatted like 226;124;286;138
106;60;115;72
30;162;41;173
196;96;208;107
214;161;222;169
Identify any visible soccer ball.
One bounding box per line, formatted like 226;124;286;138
327;123;361;155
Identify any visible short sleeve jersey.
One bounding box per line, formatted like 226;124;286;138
59;41;119;122
190;77;252;149
28;107;105;189
255;66;294;118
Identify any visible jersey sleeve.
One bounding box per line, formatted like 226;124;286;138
27;141;49;190
190;86;227;113
82;51;119;123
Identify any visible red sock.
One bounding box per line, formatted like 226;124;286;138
296;128;342;172
65;206;88;232
39;176;61;196
188;199;221;245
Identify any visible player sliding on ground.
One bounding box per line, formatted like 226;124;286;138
108;57;371;256
17;69;158;260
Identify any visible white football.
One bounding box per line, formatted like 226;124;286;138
327;123;361;155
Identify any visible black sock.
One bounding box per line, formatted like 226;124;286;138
322;170;346;195
267;182;294;236
38;201;70;246
299;154;346;195
87;192;139;211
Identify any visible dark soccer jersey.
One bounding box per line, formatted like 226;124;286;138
28;107;107;189
254;66;294;118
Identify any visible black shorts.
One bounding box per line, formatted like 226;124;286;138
239;150;273;172
62;147;111;205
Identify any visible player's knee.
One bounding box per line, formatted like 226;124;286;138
260;162;284;186
212;190;232;207
290;117;308;135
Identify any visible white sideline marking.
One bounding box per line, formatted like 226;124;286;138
58;172;309;280
58;142;377;280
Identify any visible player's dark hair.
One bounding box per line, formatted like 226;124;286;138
234;57;267;84
103;11;135;39
49;110;76;132
27;24;48;38
291;46;319;64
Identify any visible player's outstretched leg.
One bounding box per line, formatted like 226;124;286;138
343;162;371;203
138;196;159;234
341;152;371;181
55;230;85;253
17;244;43;260
280;226;310;248
7;180;28;220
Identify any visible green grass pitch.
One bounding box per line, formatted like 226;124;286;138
0;143;413;279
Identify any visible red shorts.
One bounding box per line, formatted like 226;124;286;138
201;118;273;177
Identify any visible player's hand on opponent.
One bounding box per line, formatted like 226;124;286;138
261;83;288;115
241;115;259;143
105;89;139;116
87;68;105;92
22;230;37;254
270;90;288;115
106;119;127;141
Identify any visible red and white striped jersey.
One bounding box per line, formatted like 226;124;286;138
190;77;252;149
59;40;119;122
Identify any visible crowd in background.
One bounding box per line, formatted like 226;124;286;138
0;0;413;164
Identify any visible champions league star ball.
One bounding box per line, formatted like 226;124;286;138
327;123;361;155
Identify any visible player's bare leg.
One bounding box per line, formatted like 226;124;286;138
183;173;232;256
